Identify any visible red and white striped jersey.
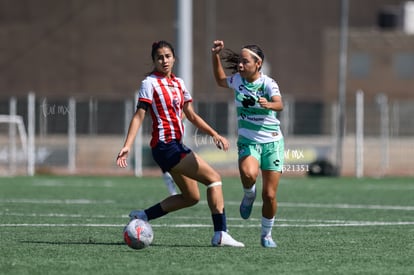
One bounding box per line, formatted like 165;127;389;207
138;72;192;147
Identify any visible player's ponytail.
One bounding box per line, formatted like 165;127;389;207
220;49;239;74
220;44;265;74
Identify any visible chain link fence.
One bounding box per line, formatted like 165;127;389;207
0;92;413;177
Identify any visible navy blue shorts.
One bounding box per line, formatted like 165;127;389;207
151;140;192;172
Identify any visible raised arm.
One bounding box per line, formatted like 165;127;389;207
211;40;229;88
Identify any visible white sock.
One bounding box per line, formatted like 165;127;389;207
243;184;256;198
163;172;177;195
261;216;275;237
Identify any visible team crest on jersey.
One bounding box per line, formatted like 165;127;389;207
257;87;265;97
172;96;180;110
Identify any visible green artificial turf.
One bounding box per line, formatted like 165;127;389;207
0;176;413;275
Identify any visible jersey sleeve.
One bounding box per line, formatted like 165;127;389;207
138;77;154;104
266;77;281;98
180;79;193;103
226;74;239;90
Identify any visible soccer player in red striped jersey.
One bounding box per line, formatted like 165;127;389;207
117;41;244;247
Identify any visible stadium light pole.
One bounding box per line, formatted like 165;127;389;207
335;0;349;175
176;0;193;92
176;0;193;142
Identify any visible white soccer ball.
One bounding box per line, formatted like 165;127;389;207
123;219;154;250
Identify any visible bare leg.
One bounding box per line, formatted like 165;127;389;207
261;170;281;218
238;156;260;189
155;152;244;247
169;152;224;214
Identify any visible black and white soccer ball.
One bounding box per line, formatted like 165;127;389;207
123;219;154;250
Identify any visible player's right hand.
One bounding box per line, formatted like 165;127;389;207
212;40;224;53
116;147;129;168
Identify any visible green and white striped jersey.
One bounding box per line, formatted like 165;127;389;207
227;73;283;144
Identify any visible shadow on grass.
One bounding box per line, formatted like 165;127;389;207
20;240;212;248
21;240;125;246
150;243;211;248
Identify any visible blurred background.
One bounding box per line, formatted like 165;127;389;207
0;0;413;177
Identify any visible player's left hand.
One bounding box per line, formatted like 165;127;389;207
258;97;270;109
213;135;229;151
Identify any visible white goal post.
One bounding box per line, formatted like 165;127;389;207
0;115;28;175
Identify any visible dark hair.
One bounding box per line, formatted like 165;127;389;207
151;40;175;62
221;44;265;74
146;40;176;76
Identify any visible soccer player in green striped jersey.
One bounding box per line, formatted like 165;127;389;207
212;40;284;248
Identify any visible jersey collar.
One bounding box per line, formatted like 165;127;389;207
153;71;176;79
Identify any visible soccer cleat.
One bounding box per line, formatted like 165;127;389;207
128;210;148;221
261;235;277;248
211;231;245;247
239;192;256;219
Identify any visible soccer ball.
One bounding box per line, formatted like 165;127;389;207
123;219;154;250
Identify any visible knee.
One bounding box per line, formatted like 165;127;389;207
183;193;200;207
240;169;258;185
239;157;259;185
262;190;276;203
209;171;222;184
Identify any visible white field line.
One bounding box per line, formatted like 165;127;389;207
279;202;414;211
1;212;414;227
1;198;413;228
1;221;414;228
0;199;115;204
1;210;414;227
222;201;414;211
1;199;414;211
